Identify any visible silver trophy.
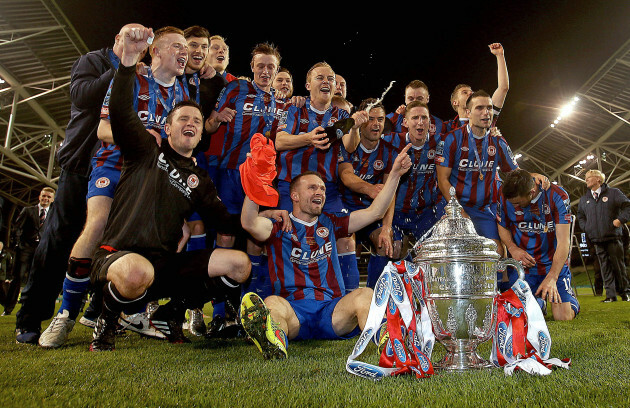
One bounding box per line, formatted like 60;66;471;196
413;187;524;370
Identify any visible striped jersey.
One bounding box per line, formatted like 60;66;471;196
497;184;572;276
277;99;349;183
339;139;398;211
383;132;441;214
96;73;188;171
436;125;518;209
215;80;288;169
265;212;350;301
206;72;238;166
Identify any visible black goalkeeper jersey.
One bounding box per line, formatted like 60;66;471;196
101;63;239;255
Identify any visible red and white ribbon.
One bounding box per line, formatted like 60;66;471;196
492;279;571;375
346;261;435;379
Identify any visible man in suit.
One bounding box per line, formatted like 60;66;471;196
577;169;630;302
2;187;55;315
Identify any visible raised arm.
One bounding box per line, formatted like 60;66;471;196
489;43;509;109
241;196;274;242
348;144;412;234
97;119;114;144
342;110;368;154
108;25;153;153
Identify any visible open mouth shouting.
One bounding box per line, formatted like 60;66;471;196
177;56;187;70
312;196;324;207
191;54;204;65
182;128;196;138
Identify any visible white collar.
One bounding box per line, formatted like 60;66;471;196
467;124;490;140
405;132;427;150
360;141;379;153
531;191;543;204
289;212;318;227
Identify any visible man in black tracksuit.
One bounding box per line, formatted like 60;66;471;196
15;28;124;343
577;169;630;302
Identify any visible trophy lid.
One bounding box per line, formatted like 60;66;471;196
414;187;498;261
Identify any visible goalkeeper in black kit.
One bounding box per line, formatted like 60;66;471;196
89;25;250;351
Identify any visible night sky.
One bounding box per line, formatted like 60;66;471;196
58;1;630;150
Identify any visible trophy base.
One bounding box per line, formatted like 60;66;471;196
434;350;494;371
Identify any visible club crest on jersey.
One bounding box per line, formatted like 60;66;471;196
487;145;496;156
95;177;110;188
543;204;550;214
187;174;199;189
316;227;329;238
373;160;384;171
427;149;435;159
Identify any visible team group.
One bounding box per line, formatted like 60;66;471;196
14;22;579;358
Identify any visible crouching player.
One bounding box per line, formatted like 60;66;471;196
89;26;250;351
239;145;413;359
497;169;579;320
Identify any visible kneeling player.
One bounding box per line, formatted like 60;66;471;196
240;145;413;359
89;26;250;351
497;169;579;320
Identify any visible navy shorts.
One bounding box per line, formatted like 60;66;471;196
393;199;446;242
216;168;245;215
87;165;120;199
288;297;360;341
463;203;499;240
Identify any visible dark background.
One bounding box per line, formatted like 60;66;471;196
58;1;630;149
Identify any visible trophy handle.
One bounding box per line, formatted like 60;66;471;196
498;258;525;281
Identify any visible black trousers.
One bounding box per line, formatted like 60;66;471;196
15;169;88;331
4;246;35;313
593;239;630;299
